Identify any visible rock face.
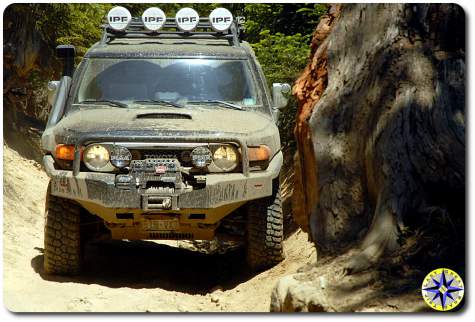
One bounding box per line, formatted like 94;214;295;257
3;4;58;161
274;3;465;312
270;250;428;312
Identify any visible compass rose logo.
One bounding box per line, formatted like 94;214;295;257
421;268;464;311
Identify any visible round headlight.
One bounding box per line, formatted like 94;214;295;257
83;144;110;171
191;146;213;168
213;145;238;171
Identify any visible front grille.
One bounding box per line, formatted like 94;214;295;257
130;158;180;173
129;149;192;166
148;232;194;239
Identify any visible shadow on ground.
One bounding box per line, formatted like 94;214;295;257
31;240;258;295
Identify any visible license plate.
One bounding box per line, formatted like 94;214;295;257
143;219;179;231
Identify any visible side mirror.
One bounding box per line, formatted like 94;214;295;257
47;80;60;107
56;45;76;77
271;83;291;120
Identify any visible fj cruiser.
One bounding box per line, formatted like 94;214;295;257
42;7;291;275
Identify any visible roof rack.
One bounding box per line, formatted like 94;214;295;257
100;17;244;47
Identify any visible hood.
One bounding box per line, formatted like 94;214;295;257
48;106;279;148
42;106;281;154
56;106;272;134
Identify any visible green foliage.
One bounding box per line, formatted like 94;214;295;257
251;31;310;151
252;31;311;85
28;4;112;57
243;4;328;151
243;4;328;42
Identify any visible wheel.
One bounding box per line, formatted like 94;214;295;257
43;187;82;275
246;180;284;271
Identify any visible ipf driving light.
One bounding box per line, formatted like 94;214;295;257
142;7;166;31
191;146;213;168
107;6;132;31
209;8;233;32
175;8;200;32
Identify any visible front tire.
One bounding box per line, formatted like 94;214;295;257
246;180;284;271
44;190;82;275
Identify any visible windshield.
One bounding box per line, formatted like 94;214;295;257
75;58;261;108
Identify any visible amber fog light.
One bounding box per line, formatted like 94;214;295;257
55;144;76;160
248;145;271;171
248;145;271;162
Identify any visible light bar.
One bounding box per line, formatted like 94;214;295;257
209;8;233;32
107;6;131;31
175;7;200;32
105;7;238;36
142;7;166;31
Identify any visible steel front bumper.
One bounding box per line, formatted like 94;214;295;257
43;151;283;209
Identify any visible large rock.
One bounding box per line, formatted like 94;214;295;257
3;4;59;161
270;274;333;312
270;251;429;312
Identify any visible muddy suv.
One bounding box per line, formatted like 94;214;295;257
41;7;291;275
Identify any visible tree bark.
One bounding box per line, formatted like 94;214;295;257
292;3;465;272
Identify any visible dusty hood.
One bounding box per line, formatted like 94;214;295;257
43;106;280;152
55;106;272;135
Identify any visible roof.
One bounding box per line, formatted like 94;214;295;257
84;37;251;59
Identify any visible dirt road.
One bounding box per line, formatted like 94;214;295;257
2;145;316;312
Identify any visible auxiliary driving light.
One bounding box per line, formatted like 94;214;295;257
110;146;132;168
175;7;200;32
107;6;132;31
209;8;233;32
142;7;166;31
191;146;213;168
107;6;236;34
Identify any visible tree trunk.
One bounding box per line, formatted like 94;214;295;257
292;3;465;272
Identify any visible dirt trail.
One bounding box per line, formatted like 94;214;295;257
2;144;316;312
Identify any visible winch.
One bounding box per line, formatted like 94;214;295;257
115;158;184;191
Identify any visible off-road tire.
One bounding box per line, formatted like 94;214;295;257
44;192;82;275
246;181;284;271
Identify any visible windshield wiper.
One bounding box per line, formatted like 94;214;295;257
188;100;243;111
133;99;185;109
78;99;128;108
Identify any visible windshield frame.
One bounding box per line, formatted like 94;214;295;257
67;56;272;116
